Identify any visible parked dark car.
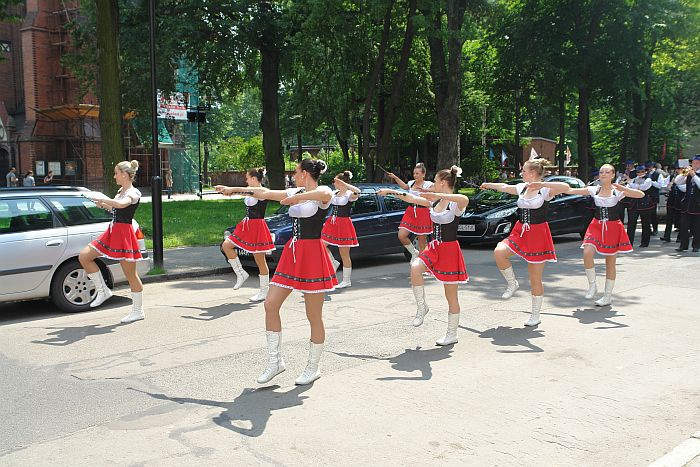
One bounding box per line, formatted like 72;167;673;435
457;176;589;244
224;183;415;267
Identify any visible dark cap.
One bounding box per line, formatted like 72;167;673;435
625;159;635;165
694;155;700;161
644;160;654;168
635;164;646;172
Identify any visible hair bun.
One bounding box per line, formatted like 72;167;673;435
130;160;140;171
450;165;463;177
345;170;353;180
318;160;327;174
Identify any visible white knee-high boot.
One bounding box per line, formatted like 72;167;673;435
524;295;543;327
121;291;144;323
228;257;249;290
249;274;269;302
295;341;323;385
412;285;429;327
257;331;286;384
595;279;614;306
336;267;352;289
88;271;112;308
499;267;519;299
404;243;418;262
436;312;460;346
585;267;598;299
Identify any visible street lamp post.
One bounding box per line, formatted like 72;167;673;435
148;0;163;270
187;105;207;198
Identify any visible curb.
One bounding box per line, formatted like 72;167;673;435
650;432;700;467
141;266;231;284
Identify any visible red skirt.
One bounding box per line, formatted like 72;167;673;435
502;221;557;263
226;218;275;253
399;205;432;235
581;219;633;255
271;238;338;293
418;240;469;284
321;216;359;247
90;222;144;262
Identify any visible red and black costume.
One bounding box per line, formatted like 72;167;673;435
581;186;633;255
226;196;275;253
90;187;144;262
417;201;469;284
321;191;359;247
271;188;338;293
501;183;557;263
399;180;434;235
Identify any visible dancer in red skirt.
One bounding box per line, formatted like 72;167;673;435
229;159;336;386
379;166;469;345
480;159;570;327
78;160;145;323
385;163;434;261
568;164;644;306
215;168;274;302
321;170;361;289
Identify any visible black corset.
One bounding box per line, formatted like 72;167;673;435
518;203;548;225
246;199;267;219
432;216;460;242
291;206;329;240
113;202;139;224
594;204;621;221
331;202;352;218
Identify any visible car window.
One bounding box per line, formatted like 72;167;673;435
47;196;113;226
383;195;407;212
0;198;54;234
352;194;380;215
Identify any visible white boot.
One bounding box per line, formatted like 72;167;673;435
585;267;598;299
88;271;112;308
228;258;249;290
336;267;352;289
121;291;144;323
295;341;323;385
404;243;419;262
524;295;543;327
331;257;340;272
412;285;429;327
499;267;519;299
436;313;460;346
595;279;615;306
257;331;286;384
249;274;269;302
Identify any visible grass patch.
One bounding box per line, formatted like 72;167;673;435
135;199;280;249
147;267;167;275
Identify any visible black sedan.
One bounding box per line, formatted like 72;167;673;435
457;176;589;244
226;183;415;267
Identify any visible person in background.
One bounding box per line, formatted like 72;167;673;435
676;155;700;252
23;170;35;187
164;169;173;199
5;167;17;187
43;170;54;185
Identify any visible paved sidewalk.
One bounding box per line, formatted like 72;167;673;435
141;245;232;283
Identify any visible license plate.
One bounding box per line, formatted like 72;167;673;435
236;249;250;256
458;224;476;232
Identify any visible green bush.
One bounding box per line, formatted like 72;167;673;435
210;134;265;171
461;153;501;182
314;149;367;185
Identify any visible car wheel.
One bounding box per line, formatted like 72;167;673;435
50;260;98;313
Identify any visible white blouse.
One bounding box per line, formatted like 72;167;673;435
676;172;700;192
244;196;258;207
628;177;652;191
117;187;141;204
514;183;553;209
587;186;625;207
430;201;465;224
408;180;434;197
287;186;333;218
331;190;353;206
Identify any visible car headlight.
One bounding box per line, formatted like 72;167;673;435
486;207;518;219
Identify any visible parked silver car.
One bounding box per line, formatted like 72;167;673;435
0;186;149;312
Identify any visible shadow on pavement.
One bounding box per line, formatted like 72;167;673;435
132;384;312;438
461;325;545;353
544;306;629;329
0;295;131;326
31;322;125;346
174;302;256;321
333;345;454;381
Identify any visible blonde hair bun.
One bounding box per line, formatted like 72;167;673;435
130;160;140;171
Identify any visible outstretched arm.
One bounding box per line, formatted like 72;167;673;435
420;192;469;210
385;172;409;190
480;182;519;195
527;181;571;196
281;187;333;205
376;188;431;207
334;178;361;196
612;183;644;199
568;187;592;196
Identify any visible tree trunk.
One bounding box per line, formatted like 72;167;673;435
202;140;210;186
375;0;418;179
577;85;590;182
423;0;466;171
514;88;521;163
95;0;123;193
558;93;566;174
259;45;284;189
637;79;653;163
361;0;395;181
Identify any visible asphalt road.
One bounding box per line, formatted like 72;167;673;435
1;234;698;466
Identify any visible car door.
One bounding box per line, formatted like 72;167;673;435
547;177;583;234
44;195;114;256
377;194;408;251
0;197;68;295
350;193;383;255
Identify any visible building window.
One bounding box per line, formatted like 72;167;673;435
0;41;10;53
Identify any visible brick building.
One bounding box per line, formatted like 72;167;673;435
0;0;105;188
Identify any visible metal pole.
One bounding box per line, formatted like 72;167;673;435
148;0;163;269
197;117;202;199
